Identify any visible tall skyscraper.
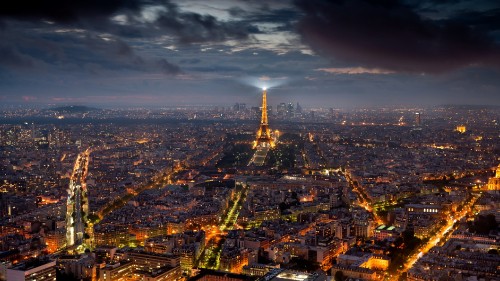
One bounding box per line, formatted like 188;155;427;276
277;103;286;117
415;112;421;126
296;102;303;114
286;103;295;118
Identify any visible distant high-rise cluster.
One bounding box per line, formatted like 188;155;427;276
233;103;246;112
276;102;302;118
233;100;303;120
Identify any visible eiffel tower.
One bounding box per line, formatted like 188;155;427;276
253;88;275;148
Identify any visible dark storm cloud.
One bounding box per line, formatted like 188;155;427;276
154;9;256;44
0;0;259;43
188;65;243;73
229;7;299;25
156;58;181;74
0;45;34;68
246;8;300;32
453;8;500;35
294;0;500;73
0;24;180;76
0;0;144;23
0;0;263;76
179;58;201;64
82;34;134;58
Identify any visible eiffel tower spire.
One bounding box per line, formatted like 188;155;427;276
253;88;275;148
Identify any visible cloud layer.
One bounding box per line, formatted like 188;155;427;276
316;67;394;75
0;0;260;75
1;0;500;106
294;0;500;73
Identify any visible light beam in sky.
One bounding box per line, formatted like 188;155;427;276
238;76;289;92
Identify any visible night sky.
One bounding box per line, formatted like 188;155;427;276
1;0;499;107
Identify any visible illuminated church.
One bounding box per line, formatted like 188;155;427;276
486;164;500;191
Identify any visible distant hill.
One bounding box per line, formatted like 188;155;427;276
438;104;500;110
47;105;100;113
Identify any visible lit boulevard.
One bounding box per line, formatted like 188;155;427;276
343;169;384;224
398;193;481;277
198;184;248;270
65;148;92;252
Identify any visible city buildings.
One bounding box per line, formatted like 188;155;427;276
6;259;56;281
0;104;498;280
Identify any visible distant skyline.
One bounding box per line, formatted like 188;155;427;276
1;0;500;107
